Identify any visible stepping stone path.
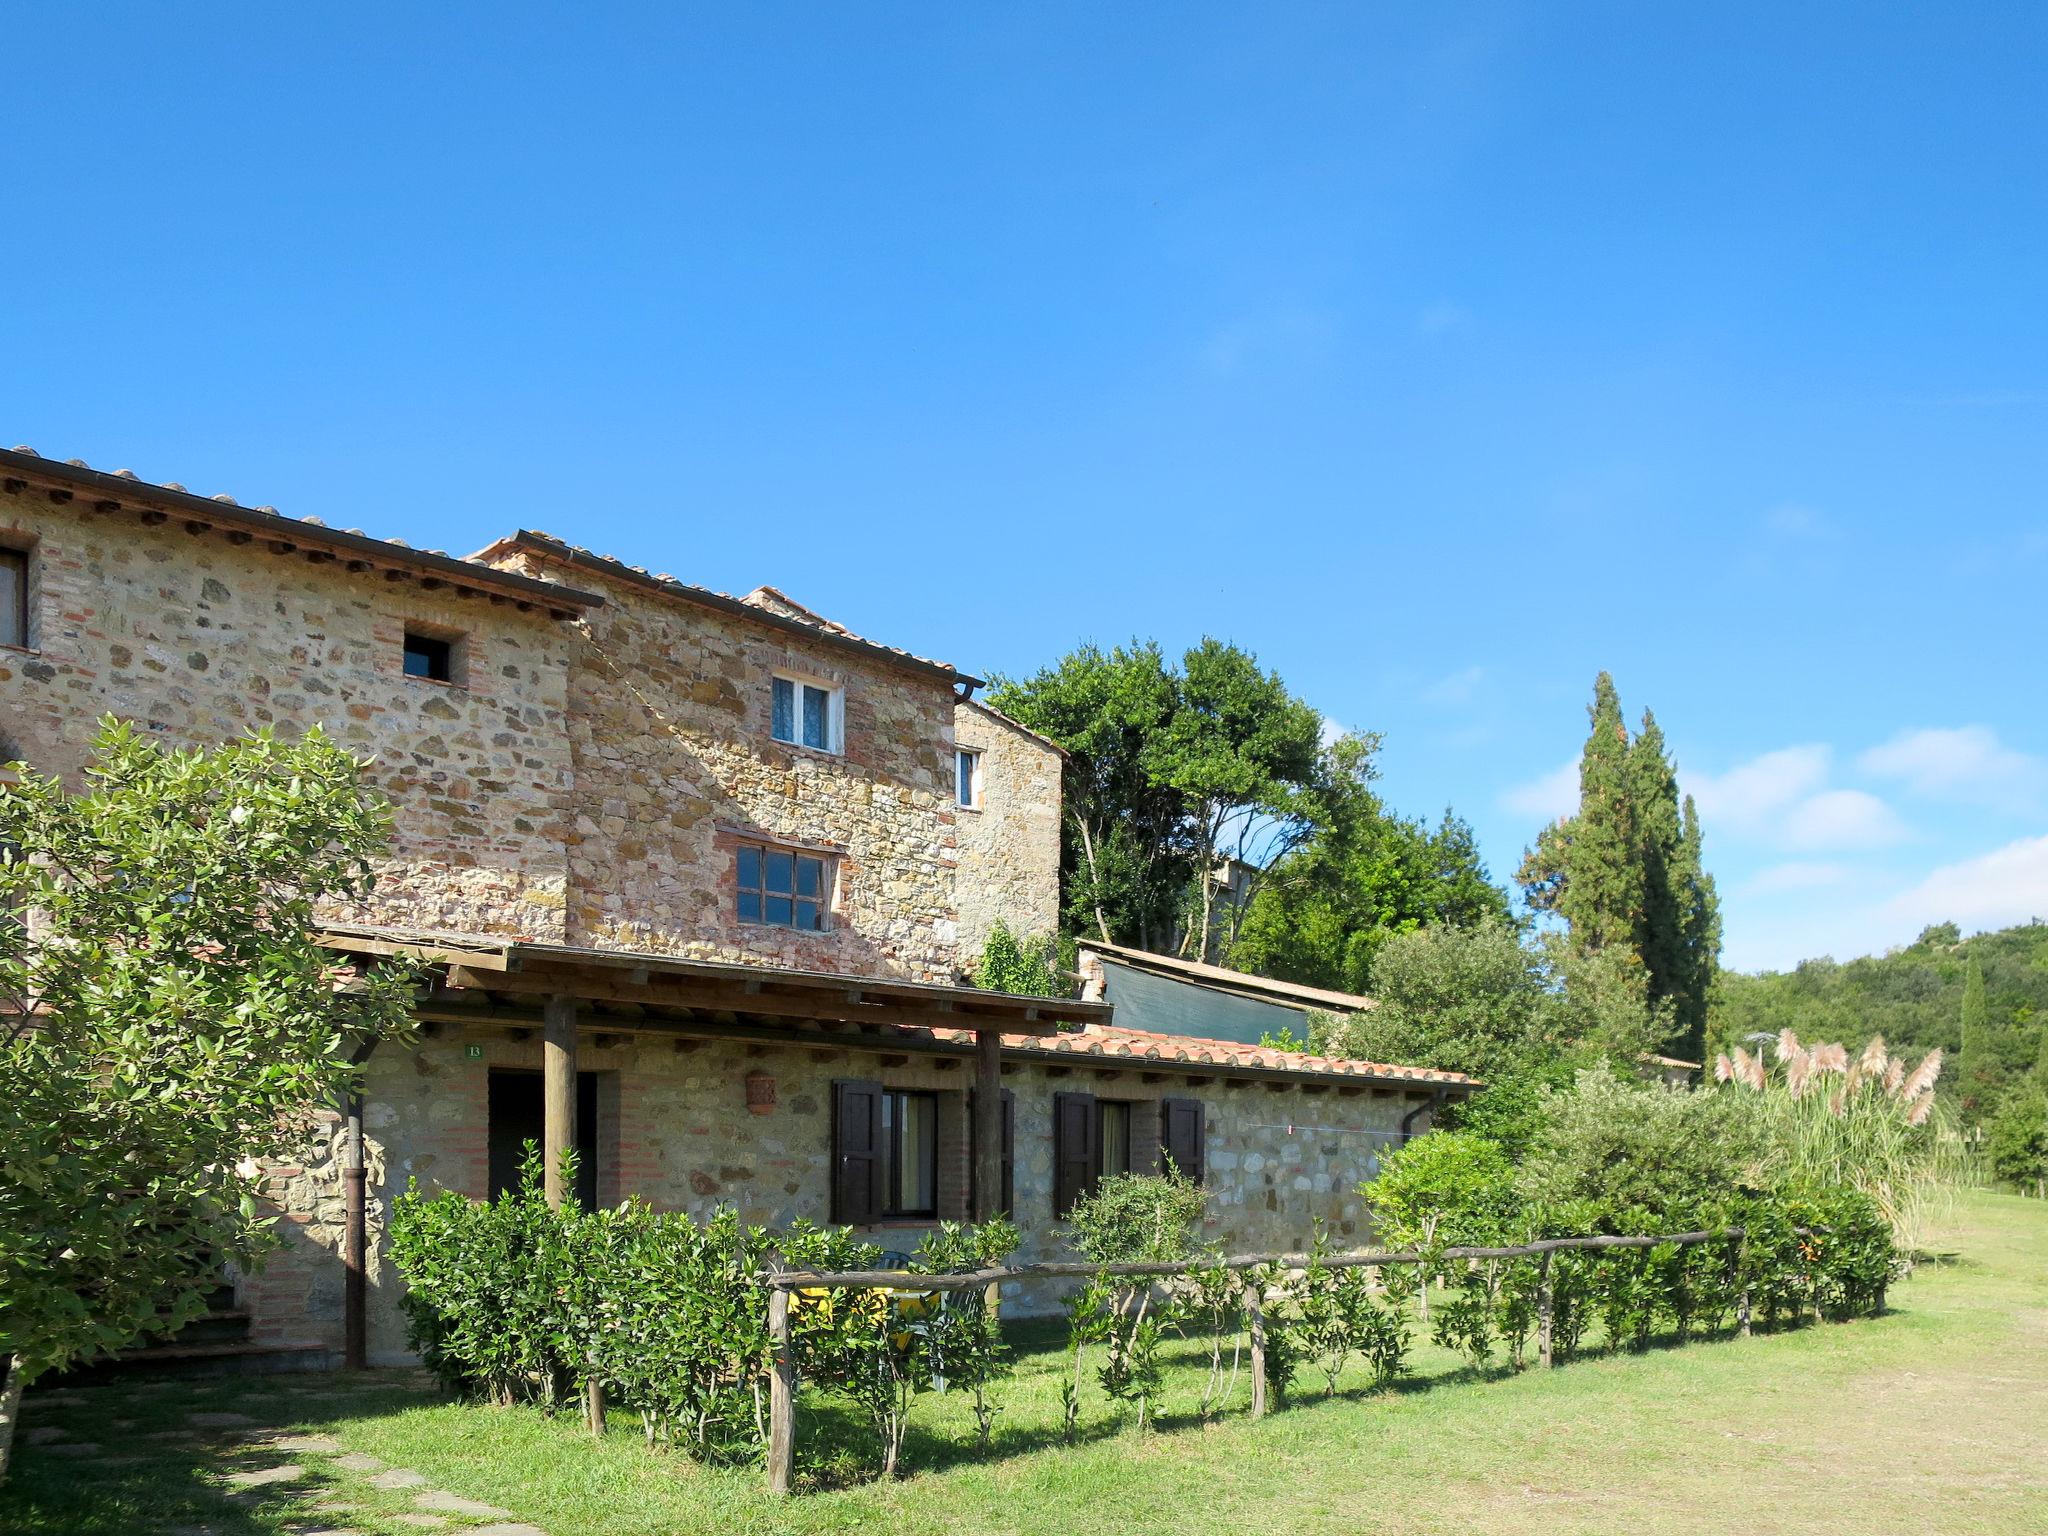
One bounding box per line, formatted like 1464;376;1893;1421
263;1433;346;1454
24;1376;554;1536
223;1462;304;1488
414;1490;512;1518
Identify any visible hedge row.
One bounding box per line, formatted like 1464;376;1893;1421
389;1159;1896;1484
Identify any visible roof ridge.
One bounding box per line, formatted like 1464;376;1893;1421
3;447;599;614
488;531;977;686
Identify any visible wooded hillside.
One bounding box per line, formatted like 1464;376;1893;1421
1712;920;2048;1123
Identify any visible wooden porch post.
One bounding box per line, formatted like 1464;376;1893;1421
543;994;577;1210
973;1026;1002;1223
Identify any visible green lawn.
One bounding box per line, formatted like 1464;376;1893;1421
7;1189;2047;1536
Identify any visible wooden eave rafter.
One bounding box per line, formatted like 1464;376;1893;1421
316;924;1091;1036
0;449;602;619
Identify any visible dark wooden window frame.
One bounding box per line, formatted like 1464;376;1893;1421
881;1087;940;1220
402;629;457;683
736;842;832;931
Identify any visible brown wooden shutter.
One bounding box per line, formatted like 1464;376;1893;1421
832;1079;885;1225
1001;1088;1015;1218
1052;1090;1098;1216
1161;1097;1206;1185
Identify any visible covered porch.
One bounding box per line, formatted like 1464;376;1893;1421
317;923;1109;1365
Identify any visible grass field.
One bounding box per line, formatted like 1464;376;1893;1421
5;1188;2045;1536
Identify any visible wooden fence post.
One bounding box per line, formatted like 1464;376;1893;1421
1536;1248;1556;1369
1736;1234;1753;1339
584;1377;607;1437
767;1283;795;1496
1244;1281;1268;1419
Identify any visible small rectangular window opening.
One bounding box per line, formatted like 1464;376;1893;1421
403;630;455;682
771;675;840;752
0;547;27;649
737;842;830;930
956;748;981;808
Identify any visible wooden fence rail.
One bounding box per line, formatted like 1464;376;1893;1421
760;1225;1784;1494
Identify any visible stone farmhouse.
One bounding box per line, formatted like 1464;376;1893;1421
0;445;1472;1368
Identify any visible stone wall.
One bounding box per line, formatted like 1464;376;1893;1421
298;1027;1433;1358
0;490;577;939
952;701;1063;972
488;549;967;981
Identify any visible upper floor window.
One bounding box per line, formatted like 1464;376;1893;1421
772;675;842;753
737;842;831;931
956;747;982;809
1;547;27;649
403;629;458;683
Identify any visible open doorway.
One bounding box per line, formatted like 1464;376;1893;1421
488;1068;601;1209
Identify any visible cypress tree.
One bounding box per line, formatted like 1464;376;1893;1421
1671;792;1721;1062
1517;675;1720;1061
1960;955;1994;1118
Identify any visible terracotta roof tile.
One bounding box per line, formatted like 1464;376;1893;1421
919;1020;1473;1088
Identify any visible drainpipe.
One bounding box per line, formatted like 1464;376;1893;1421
1399;1086;1447;1145
342;1037;377;1372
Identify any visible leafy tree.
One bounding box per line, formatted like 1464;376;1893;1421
1229;733;1509;993
973;921;1072;998
1150;638;1325;961
0;721;418;1477
989;638;1328;960
1518;674;1721;1062
985;642;1189;949
1315;918;1548;1082
1516;1063;1770;1226
1366;1131;1519;1253
1984;1090;2048;1197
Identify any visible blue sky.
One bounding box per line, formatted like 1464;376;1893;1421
5;3;2044;972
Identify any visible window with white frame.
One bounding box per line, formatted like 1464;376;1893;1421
956;747;982;809
737;843;832;931
771;675;842;753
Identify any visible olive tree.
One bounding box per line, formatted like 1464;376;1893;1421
0;720;418;1477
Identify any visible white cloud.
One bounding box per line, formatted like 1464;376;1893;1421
1878;834;2048;935
1688;746;1831;833
1202;306;1338;377
1857;725;2045;813
1763;503;1836;540
1502;758;1578;823
1422;665;1485;706
1745;861;1853;895
1725;834;2048;972
1318;714;1347;750
1415;301;1473;337
1780;789;1910;852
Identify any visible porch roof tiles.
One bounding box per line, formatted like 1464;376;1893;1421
318;923;1474;1091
